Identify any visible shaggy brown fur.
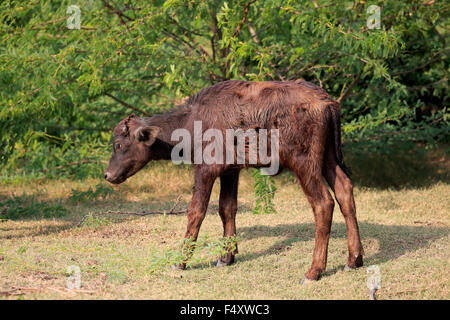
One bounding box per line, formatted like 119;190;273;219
105;80;364;281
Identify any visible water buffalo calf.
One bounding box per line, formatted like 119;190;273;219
105;79;364;282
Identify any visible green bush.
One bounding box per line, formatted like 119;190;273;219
0;1;448;213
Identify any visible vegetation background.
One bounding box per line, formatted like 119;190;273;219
0;0;448;181
0;0;449;300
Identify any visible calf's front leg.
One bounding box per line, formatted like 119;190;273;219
175;167;217;269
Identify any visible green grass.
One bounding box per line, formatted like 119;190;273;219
0;145;449;299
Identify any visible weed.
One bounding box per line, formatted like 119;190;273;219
78;213;112;228
252;169;277;215
148;235;241;272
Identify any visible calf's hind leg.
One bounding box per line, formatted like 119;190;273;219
215;171;240;267
294;167;335;282
323;151;364;270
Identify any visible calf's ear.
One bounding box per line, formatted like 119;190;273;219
134;126;161;146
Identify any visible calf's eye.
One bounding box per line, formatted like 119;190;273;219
115;143;121;150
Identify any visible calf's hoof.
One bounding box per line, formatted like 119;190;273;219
300;276;317;286
214;259;228;267
214;256;235;267
171;263;186;270
345;254;364;271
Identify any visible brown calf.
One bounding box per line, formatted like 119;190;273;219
105;80;364;282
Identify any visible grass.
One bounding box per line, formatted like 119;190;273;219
0;145;449;299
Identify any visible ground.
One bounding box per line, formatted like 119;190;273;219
0;145;449;299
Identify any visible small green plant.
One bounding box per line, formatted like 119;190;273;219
0;193;67;220
107;270;129;284
78;213;112;228
17;245;27;254
148;235;240;273
252;169;277;215
69;184;114;203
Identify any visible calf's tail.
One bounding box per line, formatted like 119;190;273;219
329;103;351;177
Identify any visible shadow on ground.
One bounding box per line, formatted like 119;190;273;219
1;202;448;281
236;222;449;278
0;197;254;240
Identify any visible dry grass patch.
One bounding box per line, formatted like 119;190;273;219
1;149;449;299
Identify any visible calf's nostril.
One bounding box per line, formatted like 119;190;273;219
104;173;109;180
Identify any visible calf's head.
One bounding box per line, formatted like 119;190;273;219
105;114;160;184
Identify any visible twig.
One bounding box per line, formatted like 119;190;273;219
233;1;257;37
106;197;188;217
106;209;188;216
77;215;88;227
104;92;152;117
77;195;188;226
168;16;206;37
101;0;134;24
160;28;208;59
106;195;187;216
33;16;70;28
168;195;183;214
337;72;362;103
391;52;442;76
